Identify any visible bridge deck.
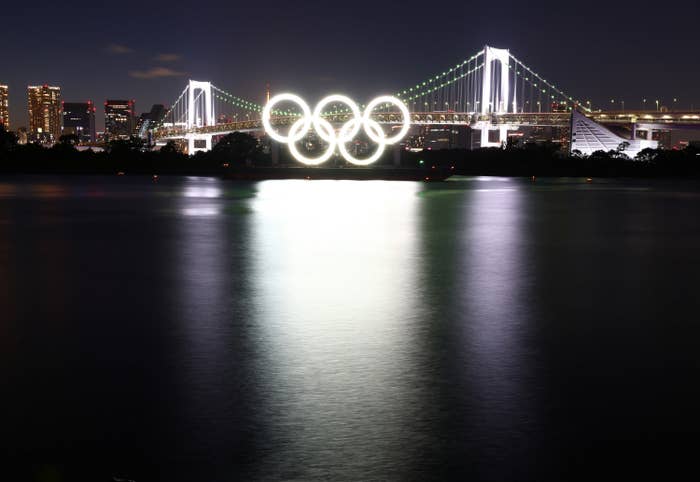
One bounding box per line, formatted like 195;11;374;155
154;110;700;141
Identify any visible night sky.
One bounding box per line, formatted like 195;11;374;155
3;0;699;127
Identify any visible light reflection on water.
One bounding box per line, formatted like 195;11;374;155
248;180;423;478
1;176;700;481
459;187;539;476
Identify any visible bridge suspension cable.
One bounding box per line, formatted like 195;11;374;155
390;46;590;115
508;53;591;113
157;84;189;129
152;45;593;150
395;49;486;113
211;84;311;119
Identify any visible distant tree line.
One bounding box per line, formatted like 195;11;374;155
0;127;265;175
1;125;698;178
403;141;700;178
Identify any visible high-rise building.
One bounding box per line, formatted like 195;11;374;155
148;104;166;125
134;104;167;139
134;113;149;139
28;84;62;143
0;85;9;129
62;101;96;143
105;99;135;140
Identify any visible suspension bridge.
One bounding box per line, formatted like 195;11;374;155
152;45;699;157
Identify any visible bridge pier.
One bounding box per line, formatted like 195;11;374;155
479;124;509;148
186;134;214;154
271;142;279;164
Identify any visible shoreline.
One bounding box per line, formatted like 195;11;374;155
2;169;700;183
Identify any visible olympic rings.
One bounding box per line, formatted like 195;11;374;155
262;93;311;143
337;118;385;166
288;117;336;166
312;95;362;143
262;93;411;166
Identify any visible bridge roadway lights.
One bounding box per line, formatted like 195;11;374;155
186;134;214;154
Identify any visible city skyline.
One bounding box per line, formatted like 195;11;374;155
0;85;8;129
2;0;699;129
27;85;62;143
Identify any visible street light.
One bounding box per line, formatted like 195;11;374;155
655;99;659;111
643;98;647;110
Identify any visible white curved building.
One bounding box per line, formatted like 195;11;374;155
570;110;657;158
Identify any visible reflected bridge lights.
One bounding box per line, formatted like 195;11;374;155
262;94;411;166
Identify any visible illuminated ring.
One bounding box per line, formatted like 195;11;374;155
262;93;411;166
337;118;386;166
312;95;362;143
287;117;337;166
262;93;311;143
362;95;411;145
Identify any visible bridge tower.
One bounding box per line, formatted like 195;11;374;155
479;46;514;148
186;80;215;153
481;46;511;115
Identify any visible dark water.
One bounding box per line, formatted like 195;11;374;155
1;175;700;481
